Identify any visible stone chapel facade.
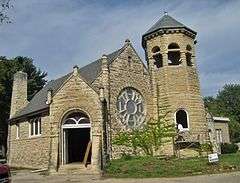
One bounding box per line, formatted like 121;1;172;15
8;14;210;173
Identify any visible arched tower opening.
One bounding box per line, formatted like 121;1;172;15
168;43;181;66
152;46;163;68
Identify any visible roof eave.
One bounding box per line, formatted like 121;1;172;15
9;107;49;123
142;26;197;48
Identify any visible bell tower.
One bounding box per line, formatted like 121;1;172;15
142;13;208;140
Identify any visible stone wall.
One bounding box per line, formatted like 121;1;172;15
214;122;230;143
106;42;153;159
48;71;103;172
8;115;51;169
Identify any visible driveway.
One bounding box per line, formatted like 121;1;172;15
11;170;240;183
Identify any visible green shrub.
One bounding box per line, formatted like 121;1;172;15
221;143;239;154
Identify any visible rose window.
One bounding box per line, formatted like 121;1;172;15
117;88;146;128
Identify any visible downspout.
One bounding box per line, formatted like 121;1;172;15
99;87;108;171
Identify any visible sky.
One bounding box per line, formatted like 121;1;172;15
0;0;240;96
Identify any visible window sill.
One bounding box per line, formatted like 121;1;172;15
178;128;190;132
29;134;42;139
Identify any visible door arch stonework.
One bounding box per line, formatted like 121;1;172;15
61;110;92;164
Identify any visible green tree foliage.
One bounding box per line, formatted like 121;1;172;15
204;84;240;142
0;0;13;24
113;114;176;156
0;56;47;147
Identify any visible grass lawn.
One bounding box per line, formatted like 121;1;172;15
105;152;240;178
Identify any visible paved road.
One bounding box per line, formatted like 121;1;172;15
12;170;240;183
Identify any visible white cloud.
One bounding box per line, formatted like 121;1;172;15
0;0;239;96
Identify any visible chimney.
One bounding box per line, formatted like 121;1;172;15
46;89;52;105
10;71;28;118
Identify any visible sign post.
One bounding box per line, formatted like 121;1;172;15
208;153;219;163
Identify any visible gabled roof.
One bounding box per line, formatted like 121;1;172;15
143;14;196;37
11;45;126;120
79;47;125;84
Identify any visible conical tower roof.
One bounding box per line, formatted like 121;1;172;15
144;13;196;36
142;13;196;48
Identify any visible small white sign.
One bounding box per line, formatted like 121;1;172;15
208;153;219;163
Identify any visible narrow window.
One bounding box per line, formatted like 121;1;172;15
168;43;181;66
176;109;189;131
128;56;132;67
216;129;223;143
16;124;20;139
39;118;42;135
30;120;34;136
35;118;39;135
29;117;41;137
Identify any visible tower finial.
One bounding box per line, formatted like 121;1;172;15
125;38;130;44
164;11;168;16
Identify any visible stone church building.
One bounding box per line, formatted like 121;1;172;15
7;14;230;173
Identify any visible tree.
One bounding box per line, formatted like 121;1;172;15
0;56;47;149
0;0;13;24
204;84;240;142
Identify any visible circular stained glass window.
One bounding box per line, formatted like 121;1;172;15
116;88;146;128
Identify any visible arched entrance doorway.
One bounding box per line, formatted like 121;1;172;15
61;111;91;165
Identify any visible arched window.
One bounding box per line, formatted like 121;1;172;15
186;45;193;66
62;111;90;129
176;109;189;131
152;46;160;53
168;43;181;66
168;43;180;49
152;46;163;68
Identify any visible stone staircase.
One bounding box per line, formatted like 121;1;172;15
57;163;100;175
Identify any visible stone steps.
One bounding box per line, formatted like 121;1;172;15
57;163;100;175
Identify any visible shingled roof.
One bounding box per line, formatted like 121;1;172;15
142;14;196;48
11;45;126;120
79;47;125;84
143;14;196;36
